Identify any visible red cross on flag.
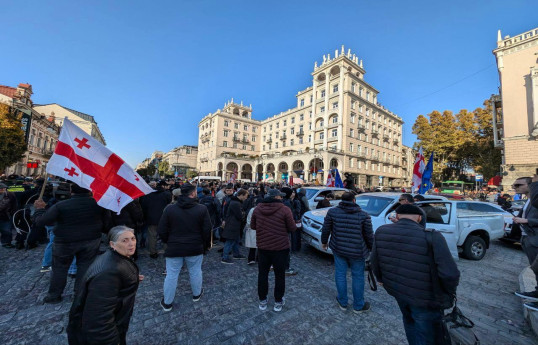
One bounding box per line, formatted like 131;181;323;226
47;118;154;213
326;171;335;187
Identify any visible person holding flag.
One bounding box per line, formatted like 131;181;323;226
33;118;154;304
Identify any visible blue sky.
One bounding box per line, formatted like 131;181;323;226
2;1;537;167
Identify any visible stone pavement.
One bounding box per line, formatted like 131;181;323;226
0;239;537;345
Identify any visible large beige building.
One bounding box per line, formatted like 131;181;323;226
492;27;538;189
163;145;198;175
198;46;410;187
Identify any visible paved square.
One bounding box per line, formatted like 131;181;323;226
0;240;536;344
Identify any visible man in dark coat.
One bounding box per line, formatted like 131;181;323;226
139;181;171;258
316;193;334;209
0;182;18;248
321;192;373;313
251;188;297;312
33;184;112;304
371;204;460;345
514;176;538;312
157;183;212;311
221;189;249;264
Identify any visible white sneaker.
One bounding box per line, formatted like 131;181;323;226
274;297;286;312
259;299;268;311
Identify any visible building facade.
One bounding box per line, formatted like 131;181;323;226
492;27;538;189
163;145;198;177
34;103;106;145
197;46;410;187
0;83;60;177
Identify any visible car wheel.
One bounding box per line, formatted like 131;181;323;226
463;235;486;260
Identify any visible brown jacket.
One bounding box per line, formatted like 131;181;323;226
251;198;296;251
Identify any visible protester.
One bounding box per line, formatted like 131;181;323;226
157;183;212;311
321;192;374;313
67;226;141;345
371;204;460;345
221;189;249;264
251;188;297;312
244;205;258;265
513;176;538;312
33;184;111;304
316;193;334;209
140;181;172;258
282;187;301;275
199;188;221;242
0;182;18;248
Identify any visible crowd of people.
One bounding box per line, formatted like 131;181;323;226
1;174;537;345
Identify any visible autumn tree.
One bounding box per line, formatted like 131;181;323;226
412;100;501;184
0;103;27;174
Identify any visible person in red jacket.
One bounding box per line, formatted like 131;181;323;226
250;188;297;312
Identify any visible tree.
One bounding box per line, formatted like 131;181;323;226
146;163;157;177
158;160;170;176
0;104;26;174
412;99;502;184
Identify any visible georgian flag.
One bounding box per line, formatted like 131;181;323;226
411;147;425;193
326;171;335;187
47;118;154;213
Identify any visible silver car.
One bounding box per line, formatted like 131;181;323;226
297;187;350;210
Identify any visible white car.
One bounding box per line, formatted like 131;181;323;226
302;193;446;254
301;193;506;260
297;187;351;210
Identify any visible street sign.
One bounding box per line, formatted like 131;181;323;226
476;174;483;181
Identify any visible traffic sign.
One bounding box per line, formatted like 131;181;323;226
476;174;483;181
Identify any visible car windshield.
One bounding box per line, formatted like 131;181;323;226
355;195;393;216
301;189;320;200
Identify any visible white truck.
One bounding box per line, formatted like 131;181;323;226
301;193;505;261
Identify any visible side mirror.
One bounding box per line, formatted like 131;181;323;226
314;196;324;202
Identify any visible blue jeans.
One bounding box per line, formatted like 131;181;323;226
42;227;77;274
396;299;447;345
333;253;365;310
222;239;240;260
163;255;203;304
0;220;13;245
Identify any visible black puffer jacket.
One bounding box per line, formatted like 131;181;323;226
111;199;144;232
33;193;111;243
370;218;460;309
157;195;212;257
222;196;244;240
67;249;139;345
320;201;373;259
140;188;172;226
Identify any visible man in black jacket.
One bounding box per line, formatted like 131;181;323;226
158;183;212;312
140;181;172;258
221;189;249;264
371;204;460;345
33;184;111;304
321;192;373;313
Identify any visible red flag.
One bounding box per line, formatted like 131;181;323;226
326;171;335;187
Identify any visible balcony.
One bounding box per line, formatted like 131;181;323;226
200;157;209;162
383;134;390;141
280;135;287;140
314;139;324;145
233;136;241;142
357;124;365;131
393;138;399;145
370;154;380;162
327;136;338;142
357;151;366;158
328;121;340;129
315;126;324;131
266;138;272;143
242;138;250;144
371;129;379;136
296;130;304;137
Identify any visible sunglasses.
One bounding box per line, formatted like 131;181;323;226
398;199;406;201
512;184;524;188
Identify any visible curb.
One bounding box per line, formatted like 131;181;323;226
519;266;538;336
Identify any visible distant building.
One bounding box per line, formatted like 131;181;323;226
0;83;60;176
492;27;538;189
34;103;106;145
197;45;409;187
163;146;198;178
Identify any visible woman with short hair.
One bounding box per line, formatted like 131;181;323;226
67;226;142;345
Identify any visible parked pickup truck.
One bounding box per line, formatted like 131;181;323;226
301;193;505;261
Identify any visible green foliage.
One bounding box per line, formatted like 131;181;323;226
136;168;148;177
146;164;156;177
0;104;27;174
412;100;502;184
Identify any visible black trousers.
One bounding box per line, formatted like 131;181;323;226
258;248;288;302
49;238;101;298
248;248;257;262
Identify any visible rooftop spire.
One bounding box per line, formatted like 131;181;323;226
497;29;502;42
